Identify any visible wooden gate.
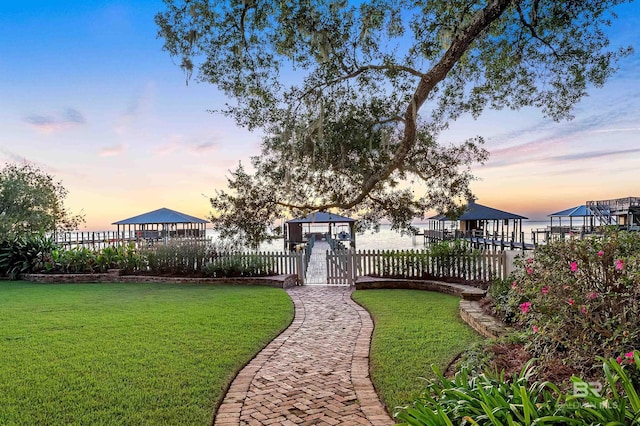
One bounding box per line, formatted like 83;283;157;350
326;250;356;286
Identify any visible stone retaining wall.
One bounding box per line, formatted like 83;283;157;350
22;273;299;289
355;276;508;339
459;300;509;339
355;276;486;301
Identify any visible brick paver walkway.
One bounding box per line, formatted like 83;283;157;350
304;241;330;285
214;287;393;426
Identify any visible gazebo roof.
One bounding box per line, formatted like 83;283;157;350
112;207;209;225
548;205;593;218
430;201;528;221
286;211;356;224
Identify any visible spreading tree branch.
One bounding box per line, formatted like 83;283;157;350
282;0;514;211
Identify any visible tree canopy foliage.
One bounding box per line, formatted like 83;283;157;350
156;0;631;247
0;163;84;238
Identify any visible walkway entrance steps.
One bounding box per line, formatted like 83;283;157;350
214;287;393;425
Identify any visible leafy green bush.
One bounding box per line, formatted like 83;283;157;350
41;244;143;274
486;278;516;323
0;234;58;279
396;353;640;426
47;247;98;273
503;231;640;373
95;246;124;272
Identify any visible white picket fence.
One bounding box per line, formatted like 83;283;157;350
208;248;508;285
206;251;306;283
323;249;507;285
354;249;508;282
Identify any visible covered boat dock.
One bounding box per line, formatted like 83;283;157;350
284;211;357;251
426;201;532;250
112;207;209;243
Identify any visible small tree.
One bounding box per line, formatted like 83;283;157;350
157;0;632;248
0;163;84;238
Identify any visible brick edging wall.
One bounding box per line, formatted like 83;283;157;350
22;273;299;289
459;300;509;339
354;276;486;301
355;276;509;339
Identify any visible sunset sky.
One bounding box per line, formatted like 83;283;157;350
2;1;639;231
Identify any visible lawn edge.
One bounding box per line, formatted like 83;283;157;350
210;288;301;425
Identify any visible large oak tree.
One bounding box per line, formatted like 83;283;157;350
156;0;632;247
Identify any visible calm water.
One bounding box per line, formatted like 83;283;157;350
206;220;551;252
67;221;551;251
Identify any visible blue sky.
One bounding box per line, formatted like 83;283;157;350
1;1;639;230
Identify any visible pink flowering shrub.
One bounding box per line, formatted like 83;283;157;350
501;230;640;374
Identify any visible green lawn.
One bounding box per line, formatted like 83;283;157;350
352;289;483;416
0;282;293;425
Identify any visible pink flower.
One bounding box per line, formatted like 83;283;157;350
568;298;575;306
520;302;532;314
512;281;518;289
597;250;604;257
625;351;635;359
570;261;578;272
587;292;598;300
541;286;550;295
526;267;533;275
617;356;623;364
526;258;534;264
533;325;539;333
615;259;624;270
580;306;587;314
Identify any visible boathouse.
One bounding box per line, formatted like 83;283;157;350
284;211;356;251
587;197;640;229
548;205;596;235
112;207;209;241
427;201;529;249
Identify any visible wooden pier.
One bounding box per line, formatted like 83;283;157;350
54;231;210;250
423;229;535;250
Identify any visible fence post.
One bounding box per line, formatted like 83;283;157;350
347;250;354;286
296;252;304;285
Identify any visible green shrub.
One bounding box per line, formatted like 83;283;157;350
41;244;144;274
119;243;145;272
95;246;123;272
0;234;57;279
504;231;640;373
52;247;98;273
396;353;640;425
487;278;516;323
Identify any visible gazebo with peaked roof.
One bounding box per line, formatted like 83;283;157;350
284;211;357;250
548;205;596;234
113;207;209;241
429;201;528;244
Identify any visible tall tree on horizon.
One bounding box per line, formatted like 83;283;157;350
0;163;84;238
156;0;632;247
